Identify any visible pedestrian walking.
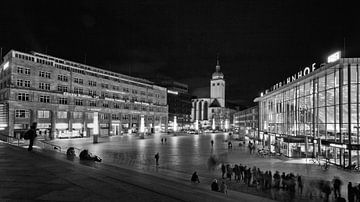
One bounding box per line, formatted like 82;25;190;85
211;140;214;147
219;181;228;195
348;182;355;202
155;152;159;165
25;122;37;151
165;138;167;143
161;138;163;144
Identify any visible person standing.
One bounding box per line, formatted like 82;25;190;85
219;181;228;195
161;138;163;144
333;177;342;198
26;122;37;151
211;140;214;147
348;182;355;202
221;163;226;179
155;152;159;165
297;174;303;195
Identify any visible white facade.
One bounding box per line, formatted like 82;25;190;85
210;59;225;107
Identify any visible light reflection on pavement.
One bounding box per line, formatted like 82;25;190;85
48;132;360;197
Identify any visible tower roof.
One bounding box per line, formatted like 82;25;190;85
212;56;224;79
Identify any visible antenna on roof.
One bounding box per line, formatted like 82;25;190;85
343;37;346;58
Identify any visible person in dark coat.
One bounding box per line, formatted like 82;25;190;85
211;179;219;191
333;177;342;198
79;149;102;162
191;171;200;183
26;122;37;151
348;182;355;202
155;152;160;165
221;163;226;179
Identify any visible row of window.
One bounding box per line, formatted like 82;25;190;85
16;66;164;98
14;109;162;121
14;52;155;90
16;93;166;111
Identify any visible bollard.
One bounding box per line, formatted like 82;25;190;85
93;135;98;143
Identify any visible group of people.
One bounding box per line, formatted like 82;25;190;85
161;138;167;144
218;162;351;201
347;181;360;202
211;179;228;195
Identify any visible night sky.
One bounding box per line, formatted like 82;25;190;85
1;1;360;107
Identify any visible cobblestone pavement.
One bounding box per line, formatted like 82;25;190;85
47;132;360;201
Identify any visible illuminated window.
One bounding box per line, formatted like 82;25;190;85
38;110;50;118
57;111;67;119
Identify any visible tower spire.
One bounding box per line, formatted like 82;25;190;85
216;53;220;72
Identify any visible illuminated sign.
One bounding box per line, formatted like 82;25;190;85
270;63;317;92
167;90;178;95
327;51;341;63
3;61;9;70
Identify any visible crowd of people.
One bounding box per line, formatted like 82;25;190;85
214;162;357;201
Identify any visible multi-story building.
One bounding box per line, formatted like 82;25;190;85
0;50;168;140
157;80;192;130
233;105;259;139
254;51;360;168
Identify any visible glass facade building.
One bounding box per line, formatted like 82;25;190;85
255;57;360;168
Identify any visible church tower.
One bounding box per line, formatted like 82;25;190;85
210;56;225;107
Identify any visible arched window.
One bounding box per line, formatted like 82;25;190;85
203;101;208;120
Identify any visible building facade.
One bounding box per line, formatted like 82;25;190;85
254;51;360;168
157;80;192;130
191;58;236;130
0;50;168;140
233;105;259;138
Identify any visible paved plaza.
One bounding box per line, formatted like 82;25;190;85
47;132;360;201
0;138;270;202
